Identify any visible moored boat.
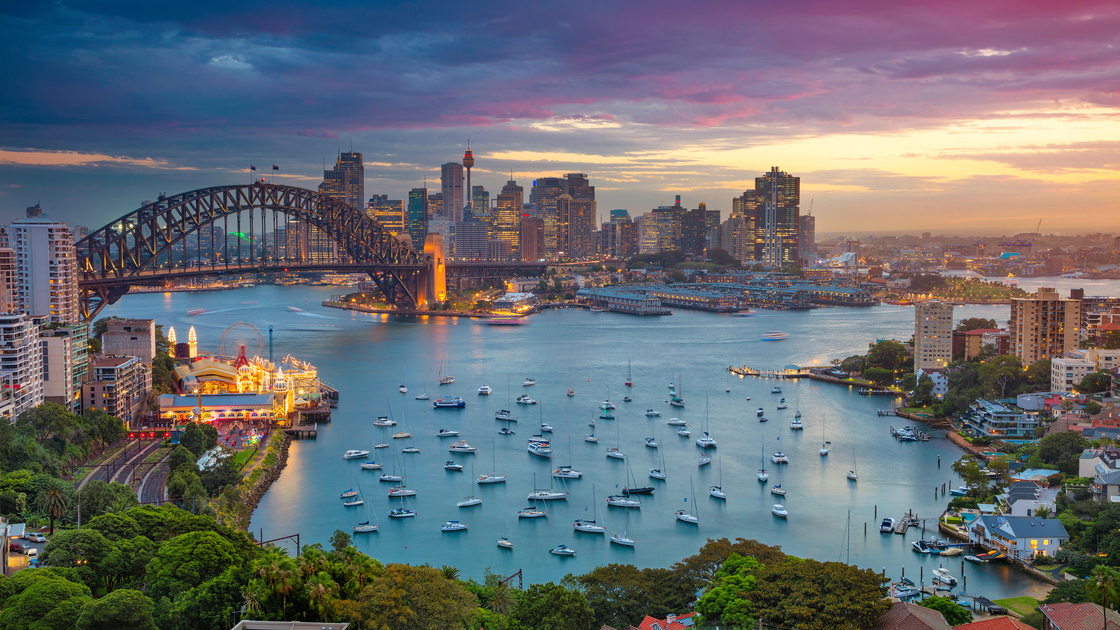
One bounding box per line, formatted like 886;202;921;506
433;396;466;408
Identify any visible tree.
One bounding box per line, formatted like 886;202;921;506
670;538;786;596
167;445;197;475
0;571;93;630
866;341;910;372
1078;371;1112;394
921;595;973;625
1089;566;1120;617
1025;359;1053;392
1087;401;1103;416
1103;331;1120;350
695;553;761;628
1038;432;1087;475
35;477;72;534
951;456;989;493
145;530;241;600
329;529;352;553
957;318;998;332
41;528;114;572
441;565;461;581
180;423;208;458
510;582;594;630
840;355;865;374
708;248;738;267
747;559;889;630
863;367;894;385
75;588;157;630
570;563;691;629
1044;578;1089;604
359;564;478;630
988;457;1010;484
900;373;918;391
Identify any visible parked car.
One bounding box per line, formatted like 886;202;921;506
7;542;23;553
25;548;38;558
26;533;46;543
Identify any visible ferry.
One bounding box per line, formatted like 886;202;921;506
485;317;525;326
433;396;466;408
761;331;789;341
589;307;605;312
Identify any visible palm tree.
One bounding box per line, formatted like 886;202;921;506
1034;505;1054;519
306;572;338;619
440;565;461;581
1090;566;1120;619
35;478;71;534
489;583;514;615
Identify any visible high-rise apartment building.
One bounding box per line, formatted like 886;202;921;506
799;213;816;262
557;194;595;259
11;215;79;324
610;209;630;223
84;355;151;426
1010;287;1082;364
41;324;88;413
491;180;523;257
454;221;488;261
915;301;954;371
407;188;430;248
717;212;754;263
367;195;406;235
680;203;710;255
520;216;544;262
637;215;660;255
0;313;43;419
530;177;566;259
0;248;15;314
472;186;489;221
754;167;800;266
441;162;465;223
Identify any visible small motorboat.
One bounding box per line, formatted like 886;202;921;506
516;394;537;405
437;428;460;437
893;585;921;598
444;461;463;471
343;450;370;460
550;544;576;556
772;504;788;518
758;416;768;423
414;393;430;400
373;416;396;427
392;432;411;439
880;518;895;533
374;443;389;449
932;568;957;587
360;461;383;470
585;434;599;442
964;555;989;564
900;577;915;587
622;396;632;402
677;427;691;437
519;507;547;518
762;332;789;341
698;455;712;467
770;484;786;496
497;537;513;549
912;540;931;554
600;411;615;420
401;446;420;454
540;423;554;433
940;547;963;556
770;452;789;464
645;437;658;448
757;408;765;416
442;520;469;532
667;417;686;426
645;409;660;417
499;427;515;435
523;378;536;387
567;388;575;397
950;486;968;497
777;398;788;410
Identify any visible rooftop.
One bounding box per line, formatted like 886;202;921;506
91;355;138;368
1040;602;1120;630
875;602;951;630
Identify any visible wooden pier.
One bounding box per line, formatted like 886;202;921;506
728;366;806;379
285;423;318;439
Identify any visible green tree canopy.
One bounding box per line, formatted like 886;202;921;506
863;367;894;385
1038;432;1087;475
921;595;973;625
35;477;73;534
145;529;241;600
1078;371;1112;394
866;341;910;372
75;588;157;630
746;559;889;630
956;318;998;332
669;538;786;596
841;356;865;374
568;563;692;629
695;553;762;628
358;564;478;630
0;570;93;630
509;581;594;630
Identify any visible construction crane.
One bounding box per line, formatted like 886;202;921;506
1036;219;1042;238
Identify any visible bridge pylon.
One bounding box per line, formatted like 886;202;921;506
422;233;446;305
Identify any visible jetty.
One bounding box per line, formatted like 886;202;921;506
728;366;806;379
285;424;318;439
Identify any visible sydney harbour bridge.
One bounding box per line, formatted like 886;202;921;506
76;182;545;321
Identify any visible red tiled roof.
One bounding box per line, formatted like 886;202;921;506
876;602;952;630
638;612;697;630
1040;602;1120;630
954;617;1036;630
1099;323;1120;332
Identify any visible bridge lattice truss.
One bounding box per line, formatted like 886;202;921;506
77;183;428;320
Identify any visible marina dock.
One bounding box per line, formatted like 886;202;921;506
285;423;318;439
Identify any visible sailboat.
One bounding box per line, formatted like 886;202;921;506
553;438;582;479
757;442;769;482
771;464;786;496
438;357;455;385
496;377;517;422
670;378;684;408
497;520;514;549
387;456;416;497
625;359;633;387
573;484;607;533
567;365;575;397
820;418;830;455
527;472;568;501
340;474;359;499
388;492;415;518
343;482;365;507
353;503;379;533
600;386;615;410
622;455;654;495
399;369;407;394
607;458;641;508
458;464;483;507
847;447;859;481
606;417;625;459
380;453;404;482
611;511;635;547
649;448;666;480
675;476;699;524
696;397;716;448
518;479;548;518
709;456;726;499
478;365;492;395
478;440;508;484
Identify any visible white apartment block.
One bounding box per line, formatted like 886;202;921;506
1084;349;1120;372
0;313;44;421
11;215;79;324
914;301;954;371
1051;357;1095;394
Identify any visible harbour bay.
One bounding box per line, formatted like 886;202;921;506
101;283;1091;600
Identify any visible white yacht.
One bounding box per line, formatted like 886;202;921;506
523;377;536;387
820;441;831;456
444;461;463;471
478;385;493;396
497;537;513;549
518;506;547;518
414;393;430;400
527;437;552;458
553;466;582;479
698;455;712;467
540;423;553;433
645;437;658;448
380;473;403;482
606;494;641;508
360;461;383;470
585;434;599;443
353;521;378;534
667;417;686;426
610;533;635;547
771;386;783;393
695;432;717;449
770;452;789;464
675;480;699;524
574;520;605;533
392;431;412;439
550;544;576;556
375;443;389;449
605;447;625;460
677;427;691;437
401;446;420;454
343;450;370;460
373;416;396;427
437;428;460;437
477;472;507;484
448;440;477;453
527;488;568;501
388;507;416;519
516;394;536;405
645;409;660;417
772;504;788;518
387;486;416;497
770;484;786;496
456;496;483;508
790;419;804;430
441;520;468;532
398;384;407;394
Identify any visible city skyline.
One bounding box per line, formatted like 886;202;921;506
0;1;1117;234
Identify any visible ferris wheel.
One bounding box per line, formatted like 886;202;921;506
218;322;263;360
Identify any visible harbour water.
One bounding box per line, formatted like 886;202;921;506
100;283;1111;599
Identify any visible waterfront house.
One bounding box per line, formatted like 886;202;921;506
960;399;1042;440
874;602;951;630
968;514;1068;559
1039;602;1120;630
999;481;1057;517
954;617;1038;630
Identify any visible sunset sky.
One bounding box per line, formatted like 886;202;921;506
1;0;1118;235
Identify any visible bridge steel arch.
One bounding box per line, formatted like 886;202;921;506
77;182;436;320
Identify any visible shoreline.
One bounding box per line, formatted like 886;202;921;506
322;300;526;319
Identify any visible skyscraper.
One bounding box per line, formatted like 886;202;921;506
557;194;595;260
472;186;489;221
454;221;488;261
754;167;800;266
491;180;523;257
530;177;565;259
520;216;544;262
441;162;465;223
914;301;954;372
462;147;475;220
407;188;429;249
610;209;630;223
680;203;709;255
367;195;406;235
11;215;78;324
316;151;365;263
799;213;816;263
1010;287;1081;364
